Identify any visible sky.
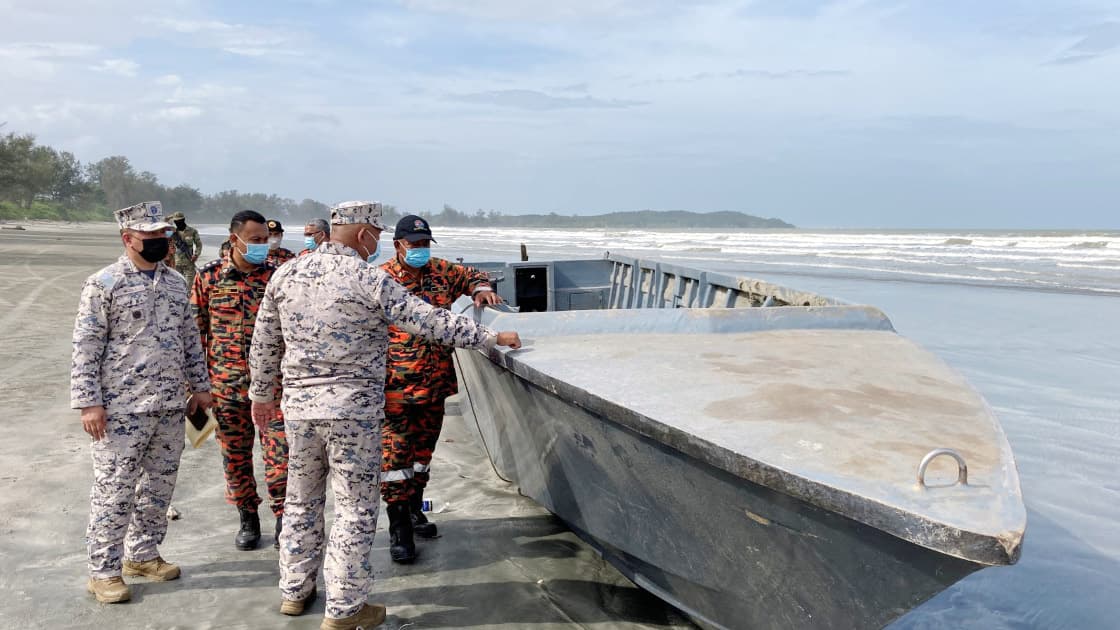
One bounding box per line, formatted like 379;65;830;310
1;0;1118;229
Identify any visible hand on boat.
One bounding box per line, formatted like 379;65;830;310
474;289;503;307
496;331;522;349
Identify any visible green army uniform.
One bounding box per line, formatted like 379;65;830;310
168;211;203;287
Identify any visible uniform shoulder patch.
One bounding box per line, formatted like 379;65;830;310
97;270;117;292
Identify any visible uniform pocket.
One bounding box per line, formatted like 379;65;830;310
110;286;149;337
210;292;242;322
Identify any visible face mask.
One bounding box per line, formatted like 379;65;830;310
268;236;282;250
359;230;380;261
136;237;169;263
236;235;269;265
174;220;186;230
164;229;175;238
404;247;431;268
304;236;318;251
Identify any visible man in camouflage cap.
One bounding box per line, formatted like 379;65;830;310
248;200;522;629
167;211;203;286
71;201;212;604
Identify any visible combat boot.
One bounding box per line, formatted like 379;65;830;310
410;491;437;539
86;576;131;603
123;556;181;581
319;603;387;630
387;502;417;564
279;586;316;616
235;508;261;550
274;514;283;549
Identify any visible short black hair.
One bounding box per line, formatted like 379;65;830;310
230;210;267;232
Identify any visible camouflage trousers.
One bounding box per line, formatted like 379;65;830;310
380;398;445;504
87;410;185;578
213;394;288;517
174;258;196;288
280;417;381;620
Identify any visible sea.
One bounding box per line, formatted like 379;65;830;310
200;226;1120;629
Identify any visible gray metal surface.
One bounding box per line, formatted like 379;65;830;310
453;330;984;629
449;256;1025;629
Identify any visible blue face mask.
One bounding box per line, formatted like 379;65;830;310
404;247;431;268
357;230;380;261
237;235;269;265
304;236;318;251
164;229;174;238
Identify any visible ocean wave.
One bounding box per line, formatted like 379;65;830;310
943;238;973;245
1068;241;1109;249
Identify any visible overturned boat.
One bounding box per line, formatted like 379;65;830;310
450;254;1025;630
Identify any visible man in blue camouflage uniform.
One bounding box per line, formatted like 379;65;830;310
71;201;212;603
248;200;521;630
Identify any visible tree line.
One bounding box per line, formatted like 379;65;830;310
0;131;332;224
0;130;792;228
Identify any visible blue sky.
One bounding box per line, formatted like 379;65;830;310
1;0;1118;228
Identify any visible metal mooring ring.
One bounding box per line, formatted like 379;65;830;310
917;448;968;488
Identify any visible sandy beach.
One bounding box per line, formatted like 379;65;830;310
0;223;691;630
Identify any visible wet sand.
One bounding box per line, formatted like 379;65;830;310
0;223;690;629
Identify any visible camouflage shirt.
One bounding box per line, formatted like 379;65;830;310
267;247;296;267
191;255;277;394
380;256;492;403
173;225;202;264
71;255;210;414
248;242;497;421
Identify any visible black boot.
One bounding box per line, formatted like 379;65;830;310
235;508;261;551
273;515;283;550
387;503;417;564
410;492;438;539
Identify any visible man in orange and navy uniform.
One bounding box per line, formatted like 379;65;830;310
379;214;501;563
192;210;288;551
266;219;297;267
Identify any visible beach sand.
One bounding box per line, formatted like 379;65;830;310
0;223;690;629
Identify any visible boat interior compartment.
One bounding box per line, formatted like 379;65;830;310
464;253;841;313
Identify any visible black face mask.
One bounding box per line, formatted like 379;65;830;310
137;237;170;263
174;220;187;230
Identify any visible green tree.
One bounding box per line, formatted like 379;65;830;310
87;156;136;210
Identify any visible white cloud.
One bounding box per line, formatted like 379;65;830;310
151;106;204;121
148;18;236;34
446;89;647;110
144;16;306;58
91;58;140;77
0;42;102;79
0;42;101;59
398;0;669;21
155;74;183;86
167;83;248;105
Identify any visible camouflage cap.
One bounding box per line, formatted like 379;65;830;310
330;200;388;230
168;211;185;221
115;201;172;232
